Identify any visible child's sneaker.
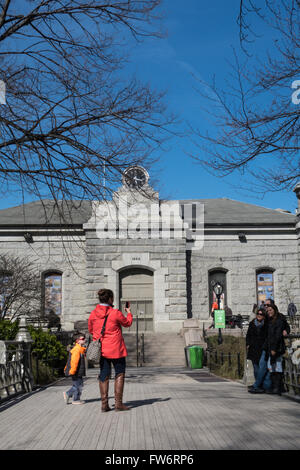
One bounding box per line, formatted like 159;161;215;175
72;400;85;405
63;392;70;404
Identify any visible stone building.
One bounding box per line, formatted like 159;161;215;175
0;167;299;336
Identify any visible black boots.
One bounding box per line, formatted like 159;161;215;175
266;373;282;395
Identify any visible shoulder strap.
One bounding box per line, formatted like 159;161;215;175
100;307;110;338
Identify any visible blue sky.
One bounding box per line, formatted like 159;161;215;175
128;0;298;214
1;0;298;214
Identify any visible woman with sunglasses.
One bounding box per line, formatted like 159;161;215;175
246;308;268;392
264;303;287;395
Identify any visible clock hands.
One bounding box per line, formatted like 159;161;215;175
133;176;145;183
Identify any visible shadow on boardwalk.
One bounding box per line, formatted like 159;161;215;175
0;367;299;450
83;397;171;408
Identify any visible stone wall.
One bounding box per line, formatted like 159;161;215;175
1;188;299;334
190;235;300;321
0;234;87;330
84;233;188;333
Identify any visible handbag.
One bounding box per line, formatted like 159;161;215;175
86;314;109;363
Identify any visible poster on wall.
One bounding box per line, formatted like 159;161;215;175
45;274;62;316
257;272;274;304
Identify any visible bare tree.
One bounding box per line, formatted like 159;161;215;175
0;1;173;218
278;276;297;307
0;254;41;320
192;0;300;193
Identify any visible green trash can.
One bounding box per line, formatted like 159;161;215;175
189;346;203;369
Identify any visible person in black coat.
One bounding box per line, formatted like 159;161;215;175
264;303;287;395
246;308;268;383
248;300;290;394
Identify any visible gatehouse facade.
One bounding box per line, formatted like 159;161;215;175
0;170;299;332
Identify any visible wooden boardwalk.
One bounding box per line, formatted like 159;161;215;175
0;367;299;450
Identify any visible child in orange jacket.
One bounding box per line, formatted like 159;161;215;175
63;334;86;405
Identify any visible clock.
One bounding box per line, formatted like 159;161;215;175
123;166;149;189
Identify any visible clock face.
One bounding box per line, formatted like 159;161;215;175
124;166;148;189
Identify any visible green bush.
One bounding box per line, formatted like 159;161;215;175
0;319;19;340
206;335;246;380
27;326;68;384
27;325;67;363
31;357;59;385
0;320;68;385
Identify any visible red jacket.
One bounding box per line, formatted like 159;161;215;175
88;304;133;359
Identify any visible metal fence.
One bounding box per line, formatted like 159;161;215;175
288;315;300;334
32;349;65;386
0;341;33;400
205;334;300;397
206;349;244;379
282;335;300;397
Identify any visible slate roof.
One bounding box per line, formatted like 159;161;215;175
0;199;93;226
0;197;296;227
179;198;296;226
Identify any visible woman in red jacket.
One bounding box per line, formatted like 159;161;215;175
88;288;133;412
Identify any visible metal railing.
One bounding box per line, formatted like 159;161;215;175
0;341;33;401
282;334;300;396
288;315;300;334
32;349;65;386
141;333;145;364
206;348;244;379
134;313;146;367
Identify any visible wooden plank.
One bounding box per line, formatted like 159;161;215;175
97;407;118;450
0;368;300;450
167;387;210;450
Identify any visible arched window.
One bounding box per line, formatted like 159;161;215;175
208;269;228;314
43;271;62;316
256;268;275;305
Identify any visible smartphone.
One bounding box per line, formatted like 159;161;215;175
125;301;130;309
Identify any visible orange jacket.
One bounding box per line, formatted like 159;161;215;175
64;343;86;376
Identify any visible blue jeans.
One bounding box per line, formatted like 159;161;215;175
253;351;271;390
99;357;126;382
267;355;283;373
67;377;83;401
252;362;259;380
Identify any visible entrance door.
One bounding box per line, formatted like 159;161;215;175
119;268;154;332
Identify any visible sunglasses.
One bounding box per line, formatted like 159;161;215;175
257;313;265;316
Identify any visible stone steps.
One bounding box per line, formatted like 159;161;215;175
123;332;186;367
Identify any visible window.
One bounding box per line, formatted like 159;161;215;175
256;269;274;304
208;269;227;314
43;272;62;316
